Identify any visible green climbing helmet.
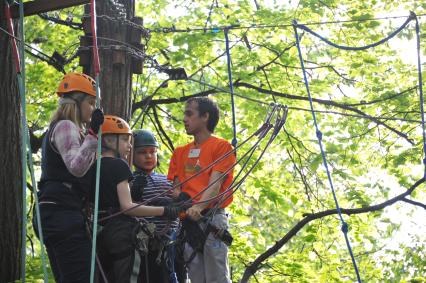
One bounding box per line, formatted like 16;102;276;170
133;129;159;148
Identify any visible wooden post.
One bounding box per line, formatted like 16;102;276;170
81;0;146;120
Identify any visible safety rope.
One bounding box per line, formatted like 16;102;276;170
224;28;238;147
205;105;288;218
414;14;426;180
133;104;282;213
89;0;103;282
189;105;282;206
294;12;415;51
99;108;276;222
293;21;351;283
292;12;419;282
3;1;49;281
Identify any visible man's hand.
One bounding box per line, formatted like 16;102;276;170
186;205;203;221
163;201;192;219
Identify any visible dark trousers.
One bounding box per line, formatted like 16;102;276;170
34;204;91;283
97;216;143;283
139;240;187;283
139;248;169;283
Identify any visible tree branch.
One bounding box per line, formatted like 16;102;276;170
152;105;175;152
401;197;426;210
234;81;414;144
132;88;217;112
240;177;424;282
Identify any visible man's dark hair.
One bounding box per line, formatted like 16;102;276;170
187;97;219;132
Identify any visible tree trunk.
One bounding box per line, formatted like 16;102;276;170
0;2;22;281
83;0;135;120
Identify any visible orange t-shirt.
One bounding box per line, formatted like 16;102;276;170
168;136;236;208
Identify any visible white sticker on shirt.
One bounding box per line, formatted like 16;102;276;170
188;148;201;158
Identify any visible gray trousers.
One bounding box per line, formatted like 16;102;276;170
184;212;231;283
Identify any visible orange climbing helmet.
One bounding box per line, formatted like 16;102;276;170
101;115;132;135
56;72;97;97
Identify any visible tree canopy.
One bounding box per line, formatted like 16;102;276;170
6;0;426;282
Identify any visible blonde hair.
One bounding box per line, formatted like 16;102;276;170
50;92;88;129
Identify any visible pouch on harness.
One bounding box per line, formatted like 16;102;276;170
97;215;156;282
179;217;233;264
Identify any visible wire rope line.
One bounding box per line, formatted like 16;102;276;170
224;28;238;147
293;12;415;51
292;20;364;282
290;10;424;280
286;12;419;282
79;12;425;34
98;105;279;222
205;106;288;219
414;16;426;180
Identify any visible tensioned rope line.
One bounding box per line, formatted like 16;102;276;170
187;107;281;205
292;20;362;282
77;10;426;32
1;21;418;124
156;105;285;219
98;106;277;222
77;11;426;34
292;11;419;282
144;12;426;33
99;120;270;221
4;1;49;281
0;25;66;68
89;0;103;282
189;77;423;123
414;15;426;180
205;106;288;219
294;11;415;51
198;105;287;218
224;27;238;147
295;12;425;174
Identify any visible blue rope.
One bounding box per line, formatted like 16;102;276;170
292;20;362;283
224;28;238;147
414;14;426;180
294;12;415;51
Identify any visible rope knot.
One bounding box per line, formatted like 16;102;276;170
341;222;349;233
316;130;323;140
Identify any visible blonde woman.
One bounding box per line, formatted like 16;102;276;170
34;73;103;282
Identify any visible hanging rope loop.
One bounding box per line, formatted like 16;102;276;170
224;27;238;148
341;222;349;233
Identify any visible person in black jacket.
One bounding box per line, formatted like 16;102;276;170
34;73;104;283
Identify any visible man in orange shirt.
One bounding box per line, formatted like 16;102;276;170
168;97;236;283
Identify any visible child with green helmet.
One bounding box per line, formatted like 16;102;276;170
131;129;185;283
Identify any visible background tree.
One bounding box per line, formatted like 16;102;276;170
0;1;22;281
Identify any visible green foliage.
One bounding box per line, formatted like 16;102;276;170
16;0;426;281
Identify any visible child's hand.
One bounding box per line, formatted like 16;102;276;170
89;108;104;135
